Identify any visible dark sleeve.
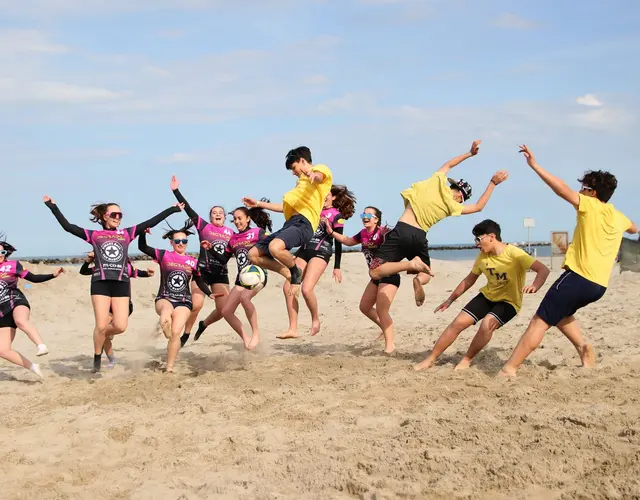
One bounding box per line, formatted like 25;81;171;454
194;273;212;296
45;201;88;241
134;206;181;237
135;269;151;278
333;227;344;270
79;262;94;275
172;189;201;224
23;271;55;283
137;231;158;259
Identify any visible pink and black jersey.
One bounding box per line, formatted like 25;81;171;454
194;216;233;275
353;227;387;268
225;227;266;278
300;207;344;255
153;250;200;305
0;260;56;319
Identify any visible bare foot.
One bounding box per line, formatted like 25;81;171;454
160;318;172;339
277;329;299;340
408;257;433;276
242;334;252;349
309;320;321;336
414;357;435;371
580;344;596;368
166;367;174;374
454;357;472;371
413;276;425;307
497;367;517;377
384;343;395;354
248;334;260;350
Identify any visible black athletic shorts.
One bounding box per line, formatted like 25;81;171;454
462;293;517;327
371;274;401;288
0;297;30;329
200;268;230;286
91;280;131;298
371;221;431;269
255;215;314;257
295;247;332;264
536;269;606;327
155;298;193;310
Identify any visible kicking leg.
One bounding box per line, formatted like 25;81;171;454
370;258;432;281
412;272;431;307
192;284;229;343
12;305;48;356
499;314;550;377
248;246;291;281
359;281;383;339
155;299;175;340
415;311;475;371
167;306;191;372
0;327;42;378
241;288;262;349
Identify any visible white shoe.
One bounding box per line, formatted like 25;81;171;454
37;344;49;356
30;363;43;379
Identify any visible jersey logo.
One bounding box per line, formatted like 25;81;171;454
0;281;8;298
236;249;248;268
101;241;124;263
337;218;345;225
0;265;11;272
167;271;187;293
487;267;508;281
213;243;226;255
224;229;232;236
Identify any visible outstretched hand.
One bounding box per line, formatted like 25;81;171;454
43;195;54;204
170;175;180;191
333;269;342;284
518;144;536;167
146;268;155;276
522;285;538;294
470;140;482;156
491;170;509;185
242;197;258;208
434;299;452;313
53;267;65;278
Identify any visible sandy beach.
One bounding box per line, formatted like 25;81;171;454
1;253;639;499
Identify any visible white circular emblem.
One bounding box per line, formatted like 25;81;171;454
101;241;124;263
236;249;248;269
0;281;8;298
167;271;187;293
213;243;226;255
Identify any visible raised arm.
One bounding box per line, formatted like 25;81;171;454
170;176;200;222
523;260;550;294
434;271;480;312
134;204;183;237
437;140;481;175
243;197;283;213
43;197;87;240
137;231;157;259
518;145;580;208
461;171;509;215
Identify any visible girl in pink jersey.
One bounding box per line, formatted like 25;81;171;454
0;236;64;380
138;221;222;373
325;206;400;350
44;195;183;373
279;186;356;339
201;206;272;350
170;176;234;346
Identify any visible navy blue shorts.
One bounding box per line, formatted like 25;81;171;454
255;215;314;257
536;270;606;327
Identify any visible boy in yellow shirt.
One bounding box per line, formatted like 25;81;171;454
499;145;638;377
415;220;549;371
243;146;332;297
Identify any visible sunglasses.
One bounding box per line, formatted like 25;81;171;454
173;239;188;245
474;235;488;244
360;213;377;220
106;211;123;220
580;185;594;193
0;249;8;256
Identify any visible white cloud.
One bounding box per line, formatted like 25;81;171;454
0;29;68;54
576;93;603;107
0;79;123;104
493;13;539;30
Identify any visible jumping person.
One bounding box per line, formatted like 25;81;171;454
414;219;550;371
44;195;183;372
279;185;356;339
138;221;221;373
242;146;332;298
200;205;273;350
325;206;400;345
369;140;508;308
499;145;638;377
169;176;233;346
0;236;64;379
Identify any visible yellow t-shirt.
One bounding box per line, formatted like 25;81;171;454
563;194;631;287
471;244;536;312
400;172;463;231
282;164;333;231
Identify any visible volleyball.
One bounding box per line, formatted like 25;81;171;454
238;265;266;290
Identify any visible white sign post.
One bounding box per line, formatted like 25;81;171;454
523;218;535;255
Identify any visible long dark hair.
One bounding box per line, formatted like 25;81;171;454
331;185;356;220
90;202;120;228
231;198;273;232
365;206;383;229
162;219;196;240
0;233;16;257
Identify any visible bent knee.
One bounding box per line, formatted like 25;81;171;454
268;238;285;254
301;285;315;298
479;316;501;332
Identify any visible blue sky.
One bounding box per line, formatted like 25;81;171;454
1;0;638;257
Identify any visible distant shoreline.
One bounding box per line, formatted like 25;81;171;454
20;242;552;265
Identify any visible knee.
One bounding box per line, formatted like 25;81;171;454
268;239;284;257
248;247;259;264
13;319;27;330
359;302;370;315
369;268;381;280
479;317;500;334
111;321;127;334
301;283;315;299
191;301;203;313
